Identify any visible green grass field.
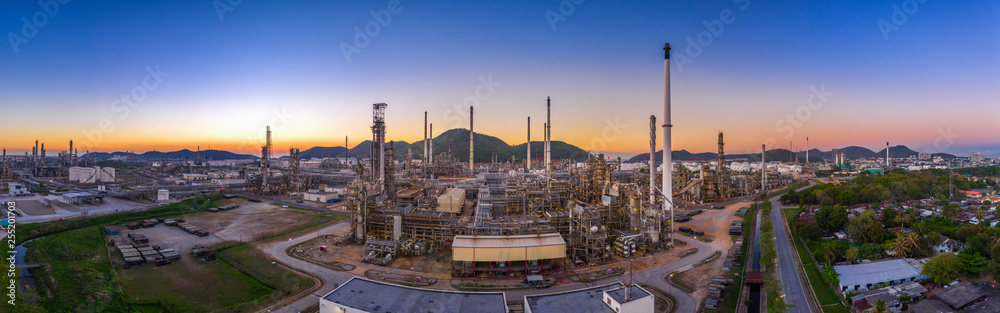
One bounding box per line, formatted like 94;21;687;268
16;195;331;313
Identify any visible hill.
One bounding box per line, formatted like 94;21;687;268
82;149;258;160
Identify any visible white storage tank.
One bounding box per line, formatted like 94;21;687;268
100;167;116;182
157;189;170;202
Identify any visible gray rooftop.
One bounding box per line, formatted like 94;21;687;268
861;281;927;304
322;278;507;313
525;283;624;313
606;285;652;304
909;299;954;313
834;259;921;288
935;281;990;309
965;294;1000;313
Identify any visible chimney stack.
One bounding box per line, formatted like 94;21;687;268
469;106;474;172
649;115;656;204
662;43;674;238
545;97;551;178
527;116;531;170
762;144;767;190
806;137;809;164
424;111;428;166
429;123;434;165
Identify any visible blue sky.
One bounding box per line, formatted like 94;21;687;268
1;0;998;156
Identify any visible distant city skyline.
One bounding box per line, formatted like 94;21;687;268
2;1;998;157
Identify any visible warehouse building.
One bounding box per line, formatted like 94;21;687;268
319;277;507;313
304;191;340;203
834;259;926;291
524;282;654;313
451;233;566;277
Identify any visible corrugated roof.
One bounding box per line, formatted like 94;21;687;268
834;259;921;288
936;281;990;309
453;234;565;248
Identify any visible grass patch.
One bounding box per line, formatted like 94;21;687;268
117;254;274;312
668;271;695;293
216;243;314;294
26;225;130;312
821;304;852;313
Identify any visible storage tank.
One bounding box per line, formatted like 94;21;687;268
100;167;116;182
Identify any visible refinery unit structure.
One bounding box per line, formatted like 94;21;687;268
337;44;795;272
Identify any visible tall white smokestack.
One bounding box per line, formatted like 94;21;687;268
886;141;890;169
806;137;809;164
424;111;428;166
649;115;656;204
546;97;551;177
429;123;434;165
527;116;531;170
469;106;474;172
762;144;766;190
662;43;674;242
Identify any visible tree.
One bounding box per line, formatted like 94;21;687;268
845;247;859;263
942;203;960;220
958;250;988;277
848;211;886;244
881;208;898;228
990;242;1000;282
765;280;794;313
821;245;839;265
796;224;822;241
888;231;919;258
817;205;849;232
874;299;887;313
922;253;963;285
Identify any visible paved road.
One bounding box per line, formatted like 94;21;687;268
267;222;719;313
268;222;354;313
770;182;817;313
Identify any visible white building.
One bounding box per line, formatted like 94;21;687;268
7;183;29;196
525;282;654;313
304;191;339;203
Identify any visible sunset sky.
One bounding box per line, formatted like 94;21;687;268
1;1;998;157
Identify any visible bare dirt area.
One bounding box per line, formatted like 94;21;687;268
16;200;56;215
113;199;331;254
50;200;80;212
674;200;751;303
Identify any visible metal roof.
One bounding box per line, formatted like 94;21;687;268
321;277;507;313
834;259;921;288
910;299;954;313
936;281;990;309
452;233;566;262
452;234;566;249
525;283;623;313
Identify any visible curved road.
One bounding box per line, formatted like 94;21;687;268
267;224;720;313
